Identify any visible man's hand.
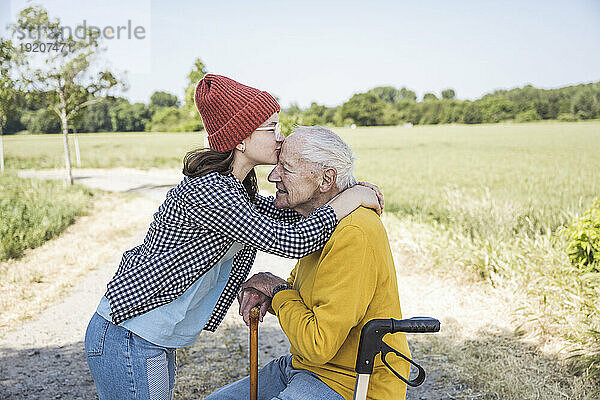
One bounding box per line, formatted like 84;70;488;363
238;287;271;326
241;272;288;298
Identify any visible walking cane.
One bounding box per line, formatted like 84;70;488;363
249;306;260;400
353;317;441;400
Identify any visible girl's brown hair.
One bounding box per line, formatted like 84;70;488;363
182;148;258;200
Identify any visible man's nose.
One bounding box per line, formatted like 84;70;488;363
268;166;281;183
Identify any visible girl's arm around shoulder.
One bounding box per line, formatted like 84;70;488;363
179;180;338;259
253;193;303;224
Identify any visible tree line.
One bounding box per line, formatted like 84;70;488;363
5;79;598;135
281;82;600;127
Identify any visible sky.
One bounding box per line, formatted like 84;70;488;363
2;0;599;107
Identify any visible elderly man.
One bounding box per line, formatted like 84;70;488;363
206;126;410;400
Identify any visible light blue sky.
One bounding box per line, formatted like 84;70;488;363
2;0;599;107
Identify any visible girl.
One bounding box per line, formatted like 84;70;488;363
84;74;382;399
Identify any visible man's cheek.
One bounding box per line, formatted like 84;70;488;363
281;194;292;208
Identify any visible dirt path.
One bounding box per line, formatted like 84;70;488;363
2;168;527;399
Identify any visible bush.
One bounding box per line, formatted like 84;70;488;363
20;108;61;133
339;93;386;126
515;109;541;122
462;102;483;124
279;114;300;136
110;102;151;132
73;101;113;133
0;174;93;261
565;199;600;272
478;97;516;123
146;107;203;132
146;107;183;132
557;113;577;122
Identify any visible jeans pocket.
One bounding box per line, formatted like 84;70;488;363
85;313;110;357
147;352;170;400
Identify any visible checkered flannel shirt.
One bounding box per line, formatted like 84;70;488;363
104;171;338;331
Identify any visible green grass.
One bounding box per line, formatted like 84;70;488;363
3;131;204;170
343;121;600;229
0;173;94;261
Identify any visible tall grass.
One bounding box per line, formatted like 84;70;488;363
0;173;94;261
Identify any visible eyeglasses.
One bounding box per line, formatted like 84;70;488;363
255;122;284;141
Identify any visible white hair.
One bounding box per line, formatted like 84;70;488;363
289;125;357;191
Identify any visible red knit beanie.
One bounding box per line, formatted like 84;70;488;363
194;74;281;152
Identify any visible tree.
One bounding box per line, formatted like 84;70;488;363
395;99;418;124
10;5;122;183
478;97;515;123
440;100;465;123
150;91;179;108
72;97;117;132
181;58;207;131
0;39;18;172
398;87;417;101
462;102;483;124
300;102;337;125
110;101;151;132
284;103;302;117
423;92;438;101
418;100;443;124
571;88;599;120
515;109;541;122
441;88;456;100
340;93;386;126
146;106;184;132
21;108;61;133
368;86;401;104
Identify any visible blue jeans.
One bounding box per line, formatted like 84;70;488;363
85;312;177;400
206;354;344;400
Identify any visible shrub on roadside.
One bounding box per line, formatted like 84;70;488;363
565;199;600;272
0;174;94;261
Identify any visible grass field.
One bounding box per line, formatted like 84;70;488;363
3;131;204;170
3;121;600;391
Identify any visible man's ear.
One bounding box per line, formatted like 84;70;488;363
320;167;337;193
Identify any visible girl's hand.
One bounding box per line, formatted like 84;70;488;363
351;185;382;216
358;181;384;212
329;183;382;220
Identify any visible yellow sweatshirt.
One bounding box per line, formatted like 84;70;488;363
272;206;411;400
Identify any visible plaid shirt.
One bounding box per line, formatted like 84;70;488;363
105;171;338;331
